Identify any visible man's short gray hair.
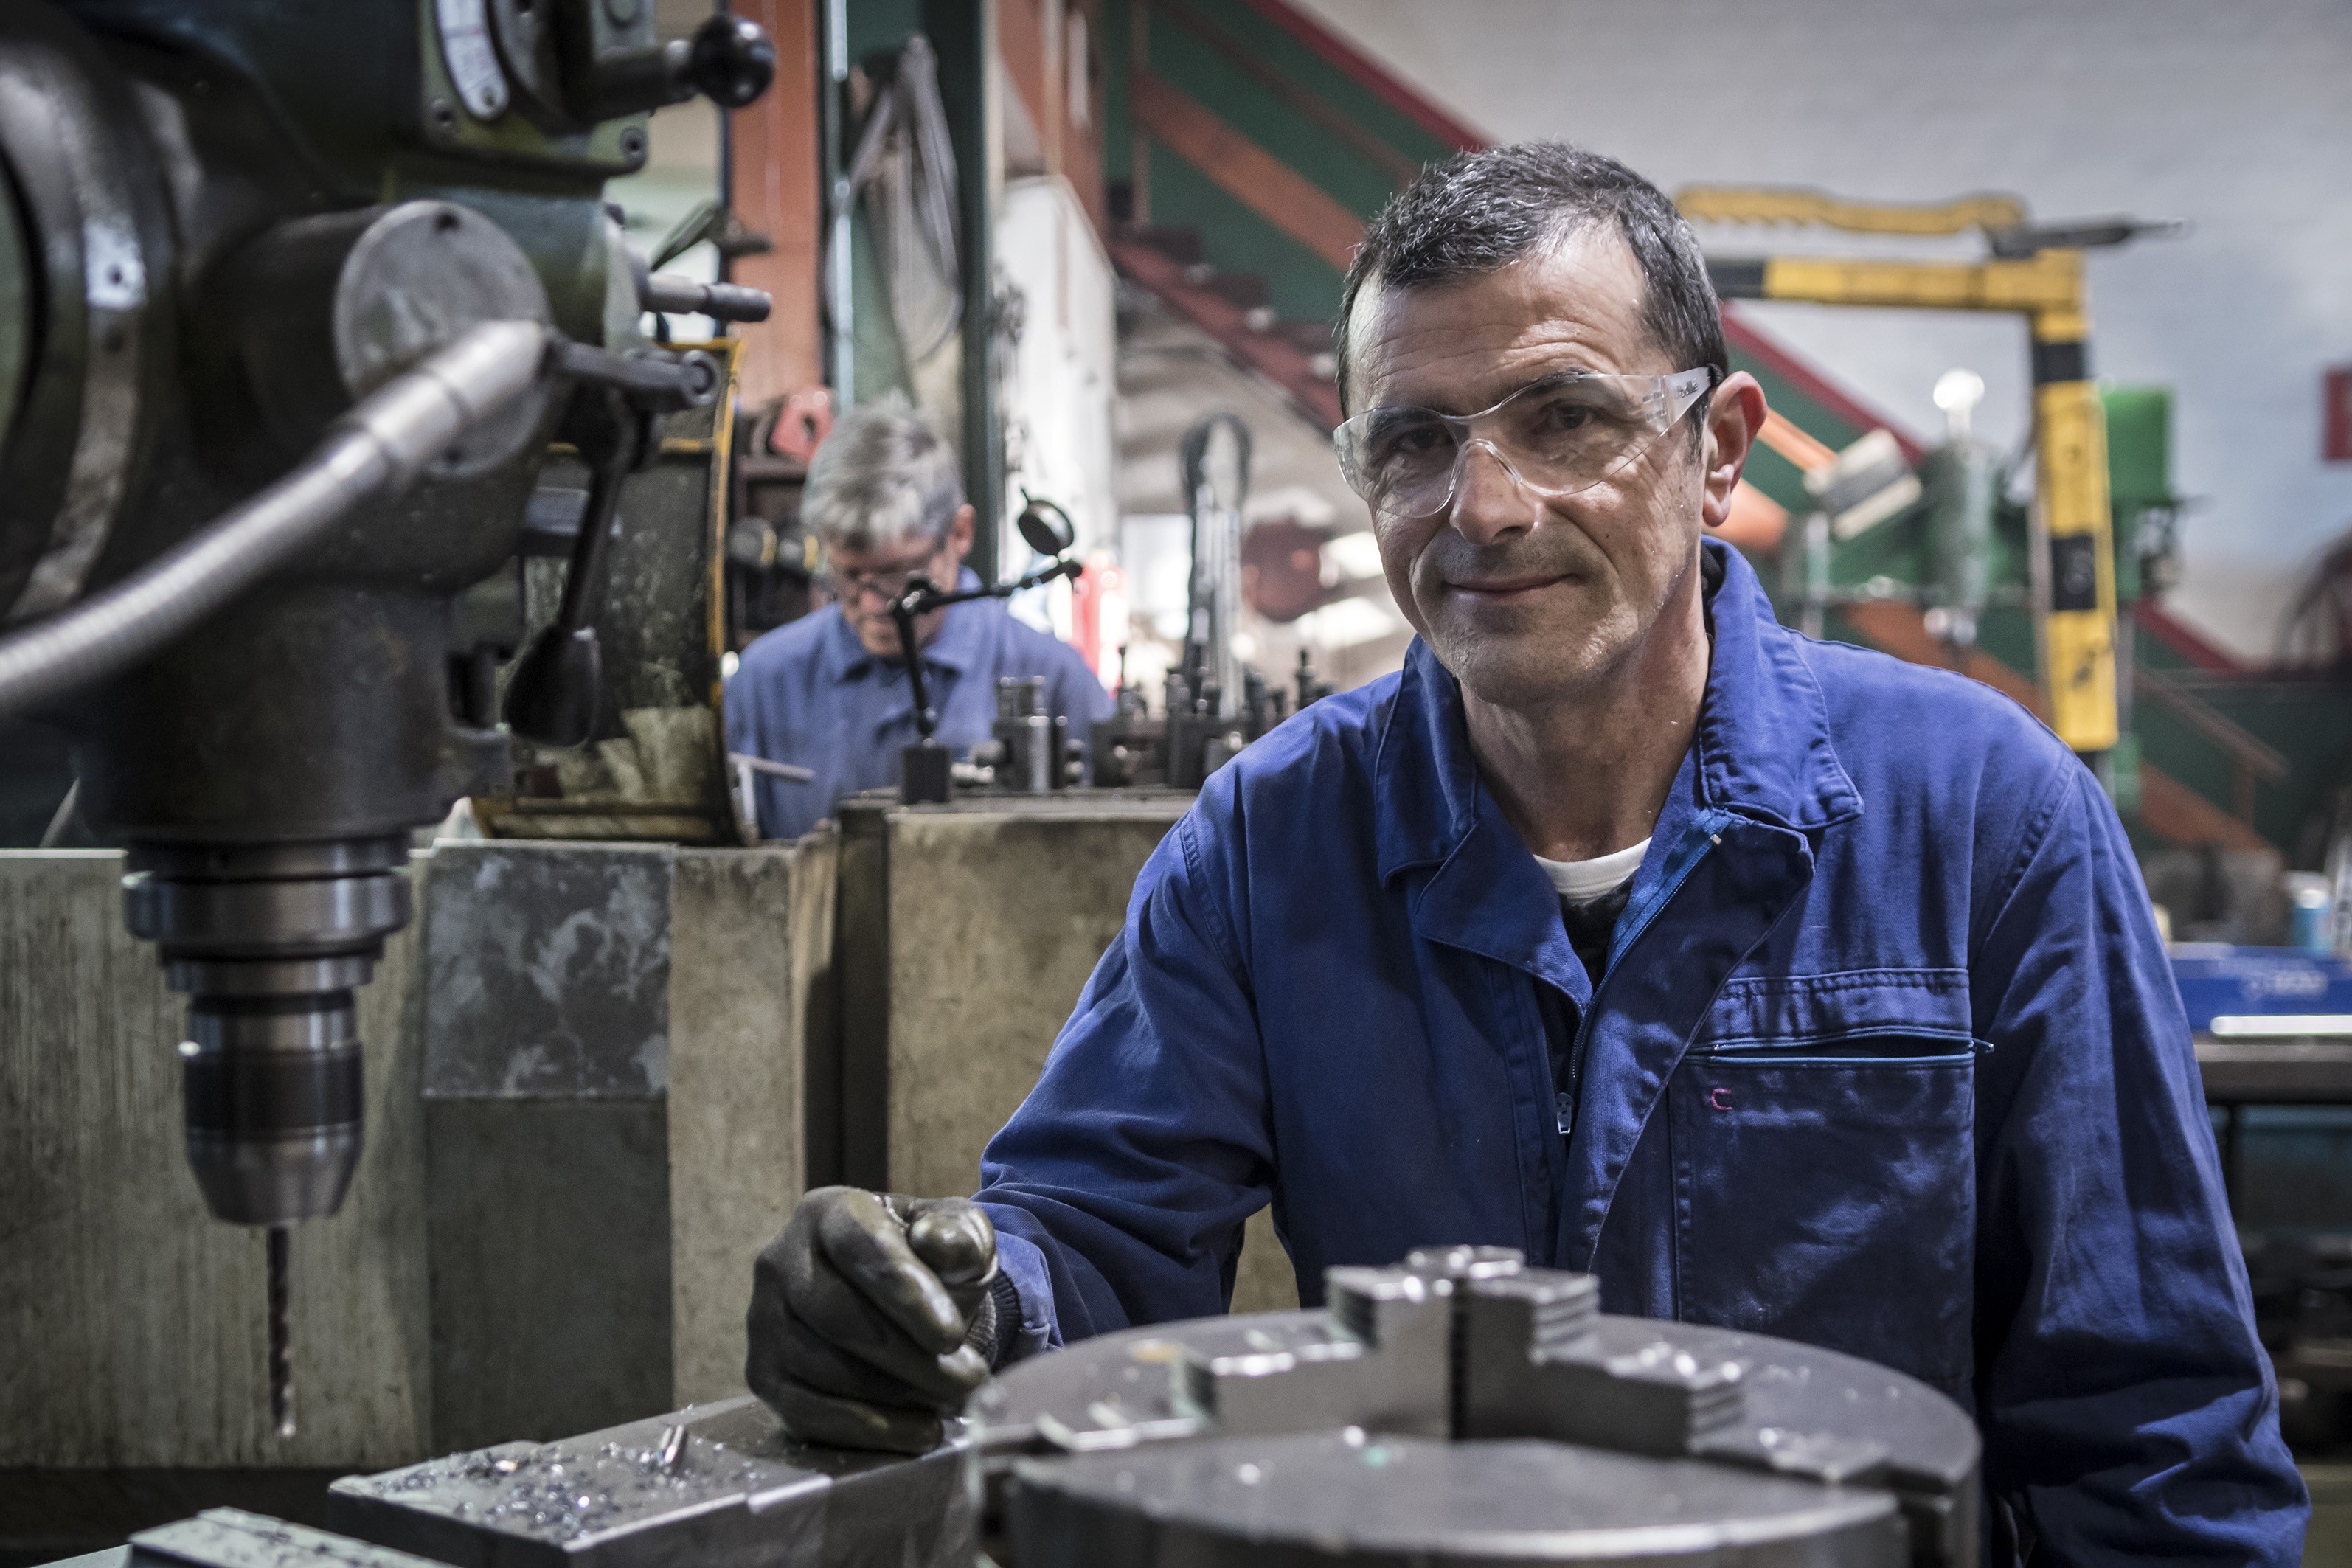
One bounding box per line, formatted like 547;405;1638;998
1336;141;1727;415
802;398;965;555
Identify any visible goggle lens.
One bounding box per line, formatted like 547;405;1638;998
1336;367;1716;518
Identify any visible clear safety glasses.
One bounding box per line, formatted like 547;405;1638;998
1333;365;1720;520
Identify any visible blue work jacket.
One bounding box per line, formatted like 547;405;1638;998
976;540;2305;1563
725;570;1111;840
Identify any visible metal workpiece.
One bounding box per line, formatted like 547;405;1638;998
1180;1263;1459;1439
1457;1277;1746;1458
983;678;1070;794
328;1397;972;1568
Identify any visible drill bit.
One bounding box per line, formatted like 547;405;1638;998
266;1224;296;1440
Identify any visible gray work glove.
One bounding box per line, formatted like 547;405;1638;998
745;1186;1006;1453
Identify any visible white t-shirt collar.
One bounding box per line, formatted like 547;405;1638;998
1531;838;1651;906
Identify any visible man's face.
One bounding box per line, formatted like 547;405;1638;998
1347;226;1711;712
831;504;974;659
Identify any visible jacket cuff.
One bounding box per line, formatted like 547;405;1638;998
986;1227;1061;1364
977;1272;1024;1369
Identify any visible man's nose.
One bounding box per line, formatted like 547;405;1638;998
1445;440;1538;547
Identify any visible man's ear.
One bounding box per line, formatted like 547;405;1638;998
944;503;976;563
1699;372;1769;530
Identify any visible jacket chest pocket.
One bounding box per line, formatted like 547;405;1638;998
1669;1029;1977;1390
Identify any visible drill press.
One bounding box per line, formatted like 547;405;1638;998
0;0;777;1436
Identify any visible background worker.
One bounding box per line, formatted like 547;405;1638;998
746;144;2306;1561
726;400;1112;840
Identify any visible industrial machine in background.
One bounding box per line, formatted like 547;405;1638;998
117;1247;1981;1568
1089;412;1333;791
863;412;1333;809
0;0;777;1435
1682;183;2185;769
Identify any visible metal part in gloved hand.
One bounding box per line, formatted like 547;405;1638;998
745;1187;999;1454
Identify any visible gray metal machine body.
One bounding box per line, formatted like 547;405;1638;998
0;0;769;1241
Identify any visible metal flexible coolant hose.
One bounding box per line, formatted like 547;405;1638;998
0;318;550;717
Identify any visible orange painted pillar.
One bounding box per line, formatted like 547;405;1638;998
726;0;823;407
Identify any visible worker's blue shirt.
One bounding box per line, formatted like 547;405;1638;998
976;540;2306;1563
724;572;1112;840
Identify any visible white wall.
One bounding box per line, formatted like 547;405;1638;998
1296;0;2352;662
999;176;1123;563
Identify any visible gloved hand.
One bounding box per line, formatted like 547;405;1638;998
745;1186;1004;1453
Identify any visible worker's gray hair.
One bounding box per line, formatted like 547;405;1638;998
801;397;965;554
1336;142;1727;419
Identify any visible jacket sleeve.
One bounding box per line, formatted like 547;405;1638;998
1970;763;2307;1564
975;791;1271;1357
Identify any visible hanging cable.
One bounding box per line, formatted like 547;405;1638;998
0;321;550;718
837;34;962;367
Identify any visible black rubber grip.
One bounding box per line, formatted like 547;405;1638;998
2050;534;2101;612
2032;339;2089;385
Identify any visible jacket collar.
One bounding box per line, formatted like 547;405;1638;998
1373;538;1860;884
830;566;989;681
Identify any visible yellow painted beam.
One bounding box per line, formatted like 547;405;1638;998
1677;184;2027;237
1758;252;2083;326
2036;378;2120;752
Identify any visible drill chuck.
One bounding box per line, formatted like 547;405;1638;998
127;836;407;1227
183;997;365;1225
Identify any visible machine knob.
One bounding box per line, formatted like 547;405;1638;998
687;15;775;109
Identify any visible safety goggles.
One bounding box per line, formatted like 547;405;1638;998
816;546;951;607
1333;366;1719;520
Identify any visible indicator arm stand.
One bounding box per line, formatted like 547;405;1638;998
885;555;1083;804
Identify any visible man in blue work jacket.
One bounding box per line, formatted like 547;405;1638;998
726;398;1111;840
746;144;2306;1559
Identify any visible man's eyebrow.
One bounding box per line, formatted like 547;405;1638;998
1370;364;1606;417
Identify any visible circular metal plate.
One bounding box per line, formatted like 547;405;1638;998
0;6;167;624
333;201;555;479
0;156;30;455
1010;1431;1904;1567
976;1302;1980;1567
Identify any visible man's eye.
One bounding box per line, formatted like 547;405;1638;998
1376;421;1451;461
1530;399;1600;433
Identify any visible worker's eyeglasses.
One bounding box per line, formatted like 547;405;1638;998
817;552;944;606
1333;366;1719;520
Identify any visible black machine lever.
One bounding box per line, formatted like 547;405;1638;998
640;274;773;323
555;340;721;409
502;341;720;747
574;13;777;122
502;401;638;748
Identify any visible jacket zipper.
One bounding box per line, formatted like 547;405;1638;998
1558;818;1725;1135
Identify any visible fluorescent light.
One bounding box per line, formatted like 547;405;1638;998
2207;1015;2352;1040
